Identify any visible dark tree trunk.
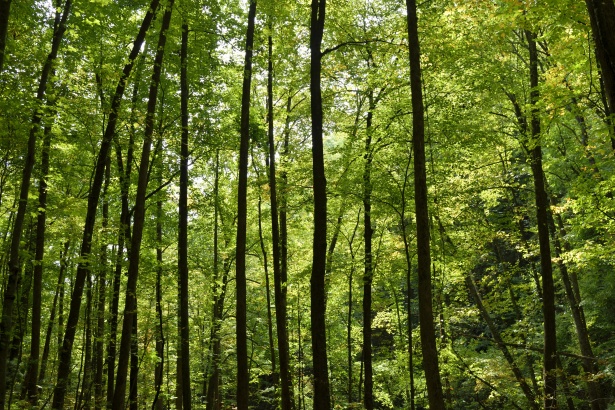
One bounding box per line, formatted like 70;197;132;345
0;1;71;407
346;210;360;405
22;106;54;405
266;29;294;410
256;194;277;378
586;0;615;114
178;19;192;410
404;0;445;408
398;153;415;410
39;241;69;384
129;313;138;410
235;1;257;408
94;157;110;410
525;28;558;410
112;1;173;407
206;152;227;410
152;194;165;410
0;0;11;72
309;0;331;407
51;1;159;407
107;49;142;407
80;269;94;409
362;90;374;410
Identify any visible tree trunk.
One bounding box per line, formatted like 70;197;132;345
178;19;192;410
235;1;257;408
22;103;54;404
51;2;159;407
107;49;142;407
310;0;331;407
129;313;138;410
153;194;165;410
257;194;277;378
404;0;445;408
586;0;615;114
525;28;557;410
94;157;110;410
266;29;294;410
112;1;173;406
39;241;69;384
362;90;374;410
206;152;227;410
0;0;11;72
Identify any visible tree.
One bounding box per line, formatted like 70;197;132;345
236;1;257;408
310;0;332;407
404;0;445;408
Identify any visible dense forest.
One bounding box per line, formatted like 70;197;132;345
0;0;614;409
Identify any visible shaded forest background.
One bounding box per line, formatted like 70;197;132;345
0;0;614;409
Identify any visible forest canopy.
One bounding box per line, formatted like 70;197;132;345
0;0;614;409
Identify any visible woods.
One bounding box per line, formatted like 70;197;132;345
0;0;614;409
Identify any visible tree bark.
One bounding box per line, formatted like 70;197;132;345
235;1;257;408
404;0;445;408
310;0;331;407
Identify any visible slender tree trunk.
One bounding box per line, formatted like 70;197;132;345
235;1;257;408
51;2;159;407
39;241;69;384
129;313;138;410
0;0;11;72
525;28;558;410
257;195;277;378
80;270;94;409
310;0;331;407
153;193;165;410
112;1;173;406
22;106;54;405
94;157;110;410
206;152;226;410
362;90;374;410
398;154;415;410
346;209;360;405
178;19;192;410
404;0;445;408
107;50;142;407
266;29;294;410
